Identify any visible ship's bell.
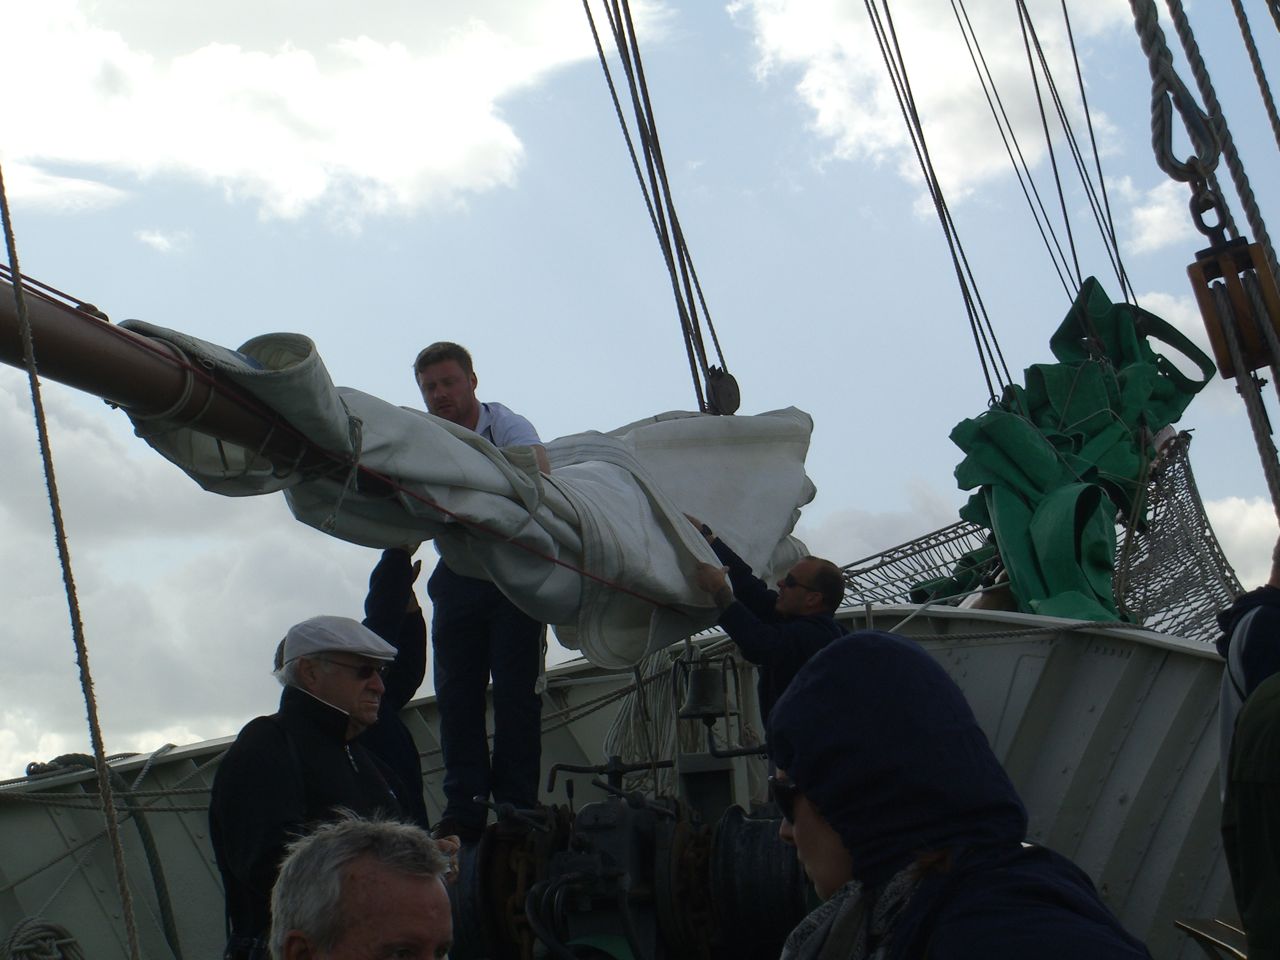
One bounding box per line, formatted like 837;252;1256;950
678;662;727;721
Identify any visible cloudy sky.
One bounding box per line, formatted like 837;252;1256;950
2;1;1277;777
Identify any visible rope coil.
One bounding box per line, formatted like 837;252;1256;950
1;919;85;960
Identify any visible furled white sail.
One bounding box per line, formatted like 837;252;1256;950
120;321;815;667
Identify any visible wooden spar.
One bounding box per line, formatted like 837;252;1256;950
0;275;343;474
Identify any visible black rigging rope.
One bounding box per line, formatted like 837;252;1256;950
1013;0;1139;307
1021;2;1135;304
1014;0;1084;292
1058;0;1137;305
950;0;1076;301
949;0;1138;313
863;0;1013;401
582;0;731;412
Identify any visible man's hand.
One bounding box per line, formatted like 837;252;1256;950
435;834;461;885
406;558;423;612
684;513;717;544
694;562;734;609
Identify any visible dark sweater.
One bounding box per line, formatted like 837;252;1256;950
209;685;402;939
711;538;844;723
357;548;429;827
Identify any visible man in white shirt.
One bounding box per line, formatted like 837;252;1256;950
413;341;547;841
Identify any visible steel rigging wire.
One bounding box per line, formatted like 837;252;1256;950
582;0;737;414
862;0;1014;402
949;0;1137;307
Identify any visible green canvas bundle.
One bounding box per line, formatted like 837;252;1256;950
923;278;1216;620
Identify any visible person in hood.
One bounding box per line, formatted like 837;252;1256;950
1217;535;1280;956
767;630;1150;960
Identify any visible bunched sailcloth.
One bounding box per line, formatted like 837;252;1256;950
118;320;815;668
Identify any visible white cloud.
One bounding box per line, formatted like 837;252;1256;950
0;366;411;777
731;0;1131;200
1205;495;1277;590
796;479;960;566
1121;177;1198;254
0;160;128;213
135;228;190;253
0;1;655;225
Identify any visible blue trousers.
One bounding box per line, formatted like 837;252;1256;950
428;561;543;829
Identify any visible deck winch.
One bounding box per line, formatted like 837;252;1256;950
446;795;804;960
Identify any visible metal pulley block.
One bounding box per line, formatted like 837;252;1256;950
705;365;740;415
1187;237;1280;379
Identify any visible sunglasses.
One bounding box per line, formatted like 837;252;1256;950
768;775;802;822
313;657;389;680
781;573;820;592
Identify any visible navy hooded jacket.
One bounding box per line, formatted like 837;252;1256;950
767;631;1150;959
1217;585;1280;696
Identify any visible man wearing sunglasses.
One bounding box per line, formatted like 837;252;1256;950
210;616;406;960
687;515;845;724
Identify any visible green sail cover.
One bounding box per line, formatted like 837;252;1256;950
926;278;1216;620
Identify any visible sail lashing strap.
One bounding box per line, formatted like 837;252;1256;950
0;166;145;960
582;0;738;414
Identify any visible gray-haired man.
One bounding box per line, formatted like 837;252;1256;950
210;617;406;958
270;816;452;960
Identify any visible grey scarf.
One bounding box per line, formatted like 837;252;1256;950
779;866;921;960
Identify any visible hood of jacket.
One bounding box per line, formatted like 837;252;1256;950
767;630;1027;887
1216;584;1280;658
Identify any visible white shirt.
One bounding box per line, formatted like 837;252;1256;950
474;401;540;448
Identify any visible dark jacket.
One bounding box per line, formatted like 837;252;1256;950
209;685;403;940
1222;671;1280;959
1218;585;1280;957
768;631;1150;959
1217;585;1280;697
357;548;430;826
712;538;844;723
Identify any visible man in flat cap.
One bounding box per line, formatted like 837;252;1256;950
210;616;406;960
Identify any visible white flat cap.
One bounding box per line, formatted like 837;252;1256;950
280;616;397;665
